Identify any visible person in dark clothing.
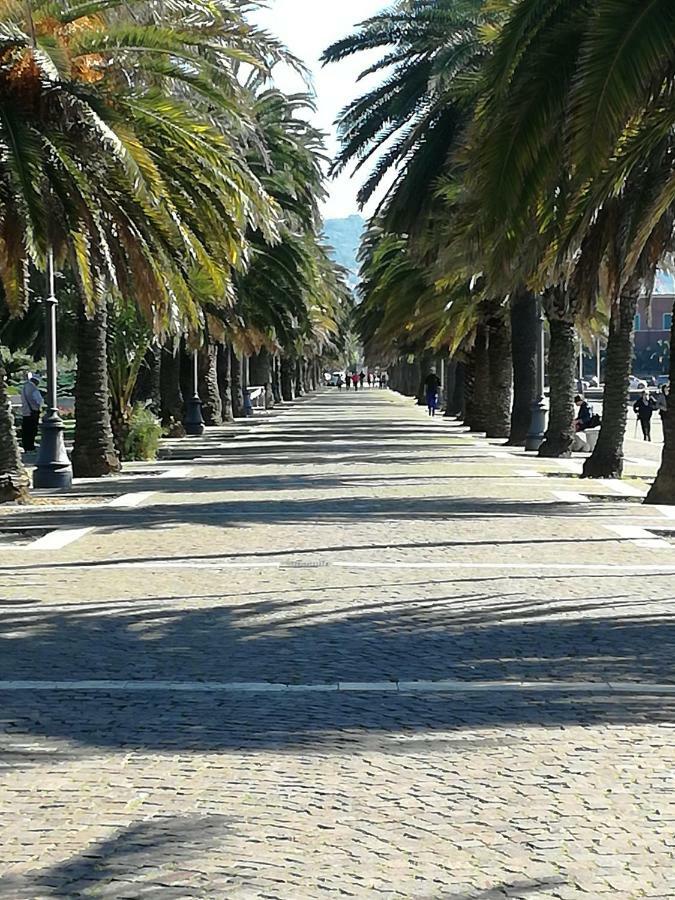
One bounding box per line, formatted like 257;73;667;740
574;395;593;431
352;372;359;391
359;371;365;388
633;391;657;441
424;369;442;417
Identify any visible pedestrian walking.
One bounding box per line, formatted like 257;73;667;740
345;372;351;391
20;373;43;452
656;383;669;428
380;373;388;389
367;372;373;387
337;374;344;391
359;370;366;389
633;390;657;441
424;368;441;417
352;372;359;392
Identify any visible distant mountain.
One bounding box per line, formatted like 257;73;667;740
324;214;365;287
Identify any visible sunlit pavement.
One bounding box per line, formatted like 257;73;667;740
1;389;674;899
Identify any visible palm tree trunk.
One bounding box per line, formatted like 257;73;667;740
217;344;234;423
486;313;513;438
508;290;538;445
250;349;274;408
538;317;576;458
583;279;641;478
416;350;434;404
198;342;222;426
466;326;489;432
0;365;29;503
133;343;161;416
230;347;245;418
443;358;457;416
272;355;282;403
160;343;184;429
72;302;120;478
451;361;465;418
295;359;304;396
303;358;311;394
646;303;675;503
462;353;476;424
281;356;294;401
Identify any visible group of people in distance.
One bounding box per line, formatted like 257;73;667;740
574;383;669;444
633;385;669;441
336;371;388;391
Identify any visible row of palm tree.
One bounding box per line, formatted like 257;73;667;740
0;0;350;503
324;0;675;502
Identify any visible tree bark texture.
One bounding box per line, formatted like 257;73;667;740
647;302;675;503
272;355;282;403
538;317;576;457
451;362;465;418
198;342;222;426
72;302;121;478
281;356;295;401
508;291;538;445
486;314;513;438
0;365;29;503
462;353;476;424
583;281;640;478
160;344;184;430
230;348;245;418
295;359;304;396
217;344;234;423
466;327;489;432
443;358;457;416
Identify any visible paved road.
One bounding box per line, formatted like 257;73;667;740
1;390;675;899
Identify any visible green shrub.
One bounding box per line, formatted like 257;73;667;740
123;404;162;461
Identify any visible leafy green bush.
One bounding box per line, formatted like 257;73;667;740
123;404;162;461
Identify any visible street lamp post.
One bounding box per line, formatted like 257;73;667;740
183;348;205;436
525;298;548;451
34;251;73;490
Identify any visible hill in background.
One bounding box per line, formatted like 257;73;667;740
324;214;364;287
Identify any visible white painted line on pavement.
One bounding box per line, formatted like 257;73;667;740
0;679;673;696
552;491;591;503
518;470;544;478
166;466;194;478
30;528;94;550
554;460;584;474
108;491;157;509
657;505;675;519
7;559;675;573
625;457;657;467
598;480;647;498
604;525;671;550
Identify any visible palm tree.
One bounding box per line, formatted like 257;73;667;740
466;0;675;466
0;0;284;487
0;364;29;502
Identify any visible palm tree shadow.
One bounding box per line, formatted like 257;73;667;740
440;878;566;899
0;815;233;898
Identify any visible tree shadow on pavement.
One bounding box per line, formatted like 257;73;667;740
0;815;232;899
442;878;566;899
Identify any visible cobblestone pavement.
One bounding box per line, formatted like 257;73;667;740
1;390;675;898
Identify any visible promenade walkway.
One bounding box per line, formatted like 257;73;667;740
1;389;675;898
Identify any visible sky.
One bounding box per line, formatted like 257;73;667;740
250;0;386;220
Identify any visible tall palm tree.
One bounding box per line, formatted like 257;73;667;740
0;0;284;486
